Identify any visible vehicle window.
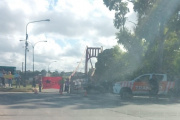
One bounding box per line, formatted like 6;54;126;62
155;75;164;82
136;75;150;82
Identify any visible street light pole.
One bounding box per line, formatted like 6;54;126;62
32;41;47;73
24;19;50;87
22;62;23;72
20;40;47;74
48;61;57;76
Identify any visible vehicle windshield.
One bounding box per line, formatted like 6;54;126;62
1;0;180;120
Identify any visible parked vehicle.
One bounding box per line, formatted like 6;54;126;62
113;74;176;99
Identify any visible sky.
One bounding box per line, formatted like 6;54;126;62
0;0;136;73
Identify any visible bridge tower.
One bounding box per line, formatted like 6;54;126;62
85;46;103;75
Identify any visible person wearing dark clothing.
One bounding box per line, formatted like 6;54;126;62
15;73;21;88
32;77;36;88
59;79;64;94
38;77;42;92
174;77;180;98
1;72;5;88
65;79;69;93
148;75;159;99
1;77;5;87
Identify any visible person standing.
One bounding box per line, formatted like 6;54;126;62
15;72;21;88
148;74;159;99
2;72;5;88
7;71;13;88
65;79;69;93
0;71;2;86
32;77;36;88
38;76;42;92
0;71;5;88
59;78;64;94
174;76;180;98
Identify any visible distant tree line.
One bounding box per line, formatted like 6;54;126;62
19;69;85;80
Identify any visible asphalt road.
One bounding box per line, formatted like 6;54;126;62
0;90;180;120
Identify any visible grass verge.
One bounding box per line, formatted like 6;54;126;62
0;85;33;92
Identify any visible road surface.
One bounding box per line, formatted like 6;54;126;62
0;90;180;120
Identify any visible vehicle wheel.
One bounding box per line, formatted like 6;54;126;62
120;89;132;100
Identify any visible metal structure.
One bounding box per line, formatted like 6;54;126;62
85;46;103;75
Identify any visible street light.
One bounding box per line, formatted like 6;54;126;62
32;41;47;73
20;40;47;73
48;61;57;76
24;19;50;87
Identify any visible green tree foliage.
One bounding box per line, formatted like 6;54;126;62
51;70;60;77
60;71;65;76
133;0;156;21
103;0;122;11
103;0;129;30
163;31;180;74
95;45;137;82
95;45;122;81
116;28;143;54
100;0;180;82
134;0;180;74
116;28;147;73
41;69;47;76
114;2;129;30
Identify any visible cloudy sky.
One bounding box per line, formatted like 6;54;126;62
0;0;136;73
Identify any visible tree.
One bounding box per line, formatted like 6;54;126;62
95;45;131;82
60;71;65;76
133;0;156;22
163;31;180;74
51;70;60;77
103;0;129;30
102;0;180;79
131;0;180;73
41;69;47;76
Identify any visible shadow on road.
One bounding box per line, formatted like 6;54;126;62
0;92;180;110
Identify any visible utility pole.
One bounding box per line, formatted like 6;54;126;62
22;62;24;72
24;19;50;87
